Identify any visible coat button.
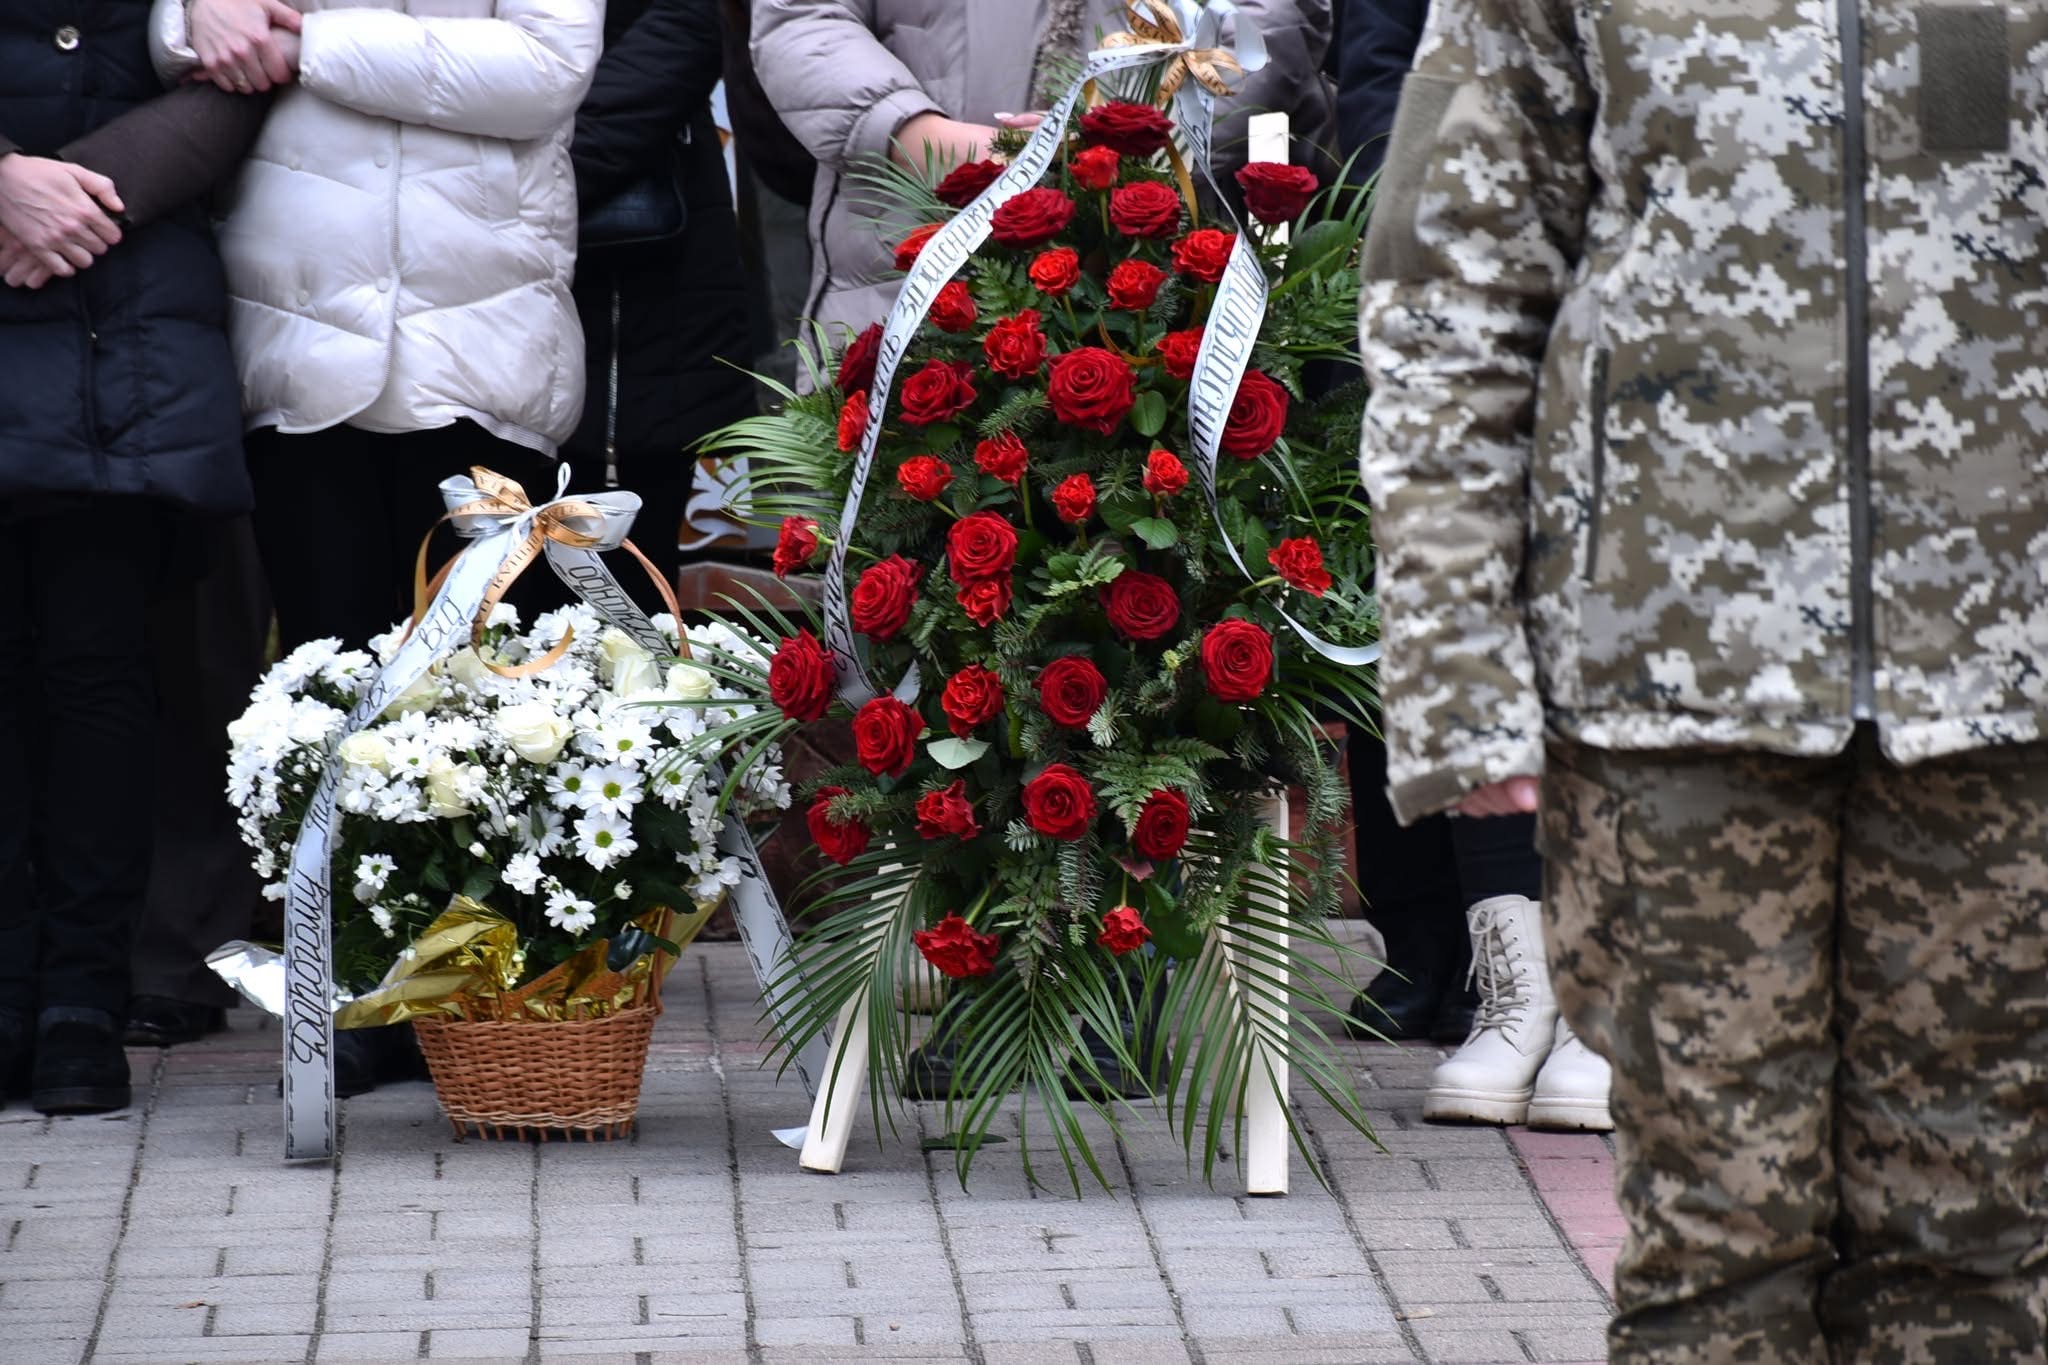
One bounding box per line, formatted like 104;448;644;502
374;151;390;168
53;26;80;51
296;289;310;306
375;277;391;293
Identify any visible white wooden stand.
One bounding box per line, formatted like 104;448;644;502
795;792;1293;1194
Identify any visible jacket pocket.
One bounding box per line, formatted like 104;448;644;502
1582;348;1610;582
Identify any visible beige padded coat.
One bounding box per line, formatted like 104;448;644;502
151;0;602;454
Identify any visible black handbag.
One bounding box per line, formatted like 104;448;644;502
579;145;689;249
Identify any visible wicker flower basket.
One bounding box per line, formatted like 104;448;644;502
413;1000;661;1141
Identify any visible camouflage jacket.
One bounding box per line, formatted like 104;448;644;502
1358;0;2048;821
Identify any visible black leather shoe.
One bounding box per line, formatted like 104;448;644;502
32;1007;131;1115
124;996;227;1048
1345;966;1448;1041
335;1023;431;1098
900;1039;957;1102
1429;982;1480;1044
0;1009;30;1104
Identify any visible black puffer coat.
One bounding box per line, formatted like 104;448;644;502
0;0;249;515
566;0;752;496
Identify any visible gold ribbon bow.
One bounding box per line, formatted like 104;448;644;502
408;466;686;679
1101;0;1245;99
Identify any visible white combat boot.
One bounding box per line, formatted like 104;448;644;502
1422;896;1558;1125
1527;1018;1614;1132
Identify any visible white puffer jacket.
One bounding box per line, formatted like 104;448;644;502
151;0;601;454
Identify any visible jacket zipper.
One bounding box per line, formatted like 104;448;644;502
1584;349;1611;581
76;286;102;482
1838;0;1876;720
604;282;622;488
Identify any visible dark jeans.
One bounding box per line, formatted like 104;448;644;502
134;518;270;1008
247;421;555;651
0;500;169;1015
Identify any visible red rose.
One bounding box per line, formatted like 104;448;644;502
983;309;1046;380
852;695;924;776
946;510;1018;583
1106;259;1167;311
898;359;977;426
1080;101;1174;157
837;390;869;452
1029;247;1081;296
768;630;834;722
940;664;1005;737
1268;536;1333;597
936;158;1003;208
990;187;1076;247
1109;180;1182;238
807;786;871;866
895;223;943;271
1142;449;1188;498
956;575;1012;626
1200;619;1274;703
973;431;1029;484
1022;763;1097;841
1047;347;1137;435
1069;145;1121;191
913;913;999;978
1037;655;1107;728
772;515;819;578
1101;569;1181;641
1097;906;1151;955
896;455;954;502
1051;473;1096;525
915;780;982;841
836;323;882;395
850;554;921;641
928;280;978;333
1221;368;1290;460
1155;326;1203;380
1131;789;1190;860
1171;228;1236;283
1235;161;1320;225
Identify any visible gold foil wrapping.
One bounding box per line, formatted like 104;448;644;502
333;895;720;1027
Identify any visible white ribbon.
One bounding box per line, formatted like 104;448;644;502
818;0;1375;707
279;467;828;1160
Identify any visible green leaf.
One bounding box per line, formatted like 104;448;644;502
459;865;496;903
928;737;990;769
1130;389;1168;438
1130;517;1179;550
1285;219;1355;281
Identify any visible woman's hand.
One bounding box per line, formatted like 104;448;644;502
1456;776;1540;818
0;226;55;289
890;113;1001;172
189;0;303;94
0;154;123;280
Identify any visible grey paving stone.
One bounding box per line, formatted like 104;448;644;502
312;1328;427;1361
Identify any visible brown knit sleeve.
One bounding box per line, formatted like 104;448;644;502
58;86;273;228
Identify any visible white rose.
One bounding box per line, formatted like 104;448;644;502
496;700;575;765
599;629;656;684
665;664;714;702
384;671;443;717
613;653;663;698
424;755;475;819
445;648;495;692
337;731;390;773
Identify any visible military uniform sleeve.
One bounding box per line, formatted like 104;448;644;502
1355;0;1594;823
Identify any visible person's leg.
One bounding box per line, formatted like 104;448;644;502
1541;740;1842;1363
0;518;36;1060
248;425;402;650
1826;732;2048;1359
130;517;270;1042
1347;728;1466;1039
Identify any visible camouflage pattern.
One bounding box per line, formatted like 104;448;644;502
1539;733;2048;1363
1357;0;2048;822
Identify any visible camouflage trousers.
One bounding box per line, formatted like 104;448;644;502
1538;728;2048;1364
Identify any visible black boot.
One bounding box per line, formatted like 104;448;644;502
0;1009;29;1105
901;1031;959;1102
32;1006;131;1115
124;996;227;1048
335;1023;430;1098
1428;910;1480;1043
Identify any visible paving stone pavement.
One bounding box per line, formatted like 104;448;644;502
0;942;1619;1365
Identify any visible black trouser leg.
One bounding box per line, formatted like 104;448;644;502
0;524;35;1019
19;503;165;1014
1348;730;1465;1036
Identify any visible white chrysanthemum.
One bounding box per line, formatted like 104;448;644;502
319;650;376;693
519;804;568;856
486;601;520;629
585;711;658;767
580;763;643;818
503;851;545;895
546;762;591;810
352;853;397;904
287;698;347;746
612;881;632;901
369;903;397;936
544;885;597;934
575;811;637;869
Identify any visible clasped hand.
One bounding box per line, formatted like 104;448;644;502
189;0;303;94
0;156;123;289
